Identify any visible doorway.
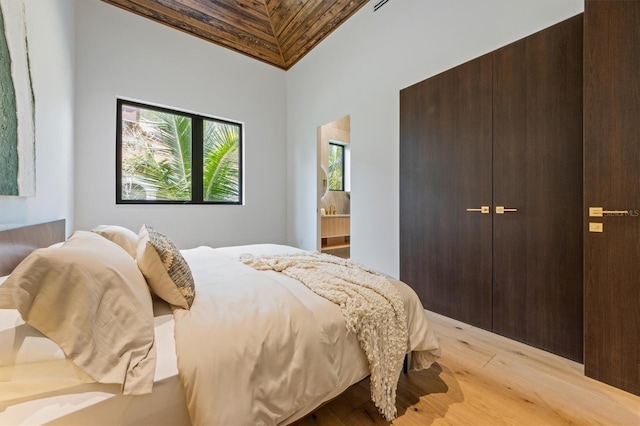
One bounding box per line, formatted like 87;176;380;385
317;115;350;258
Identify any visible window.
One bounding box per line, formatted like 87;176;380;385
328;142;345;191
117;99;242;204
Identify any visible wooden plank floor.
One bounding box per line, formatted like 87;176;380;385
293;311;640;425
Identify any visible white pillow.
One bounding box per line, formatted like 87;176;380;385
2;231;156;395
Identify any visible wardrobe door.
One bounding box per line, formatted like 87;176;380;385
492;16;584;361
400;55;493;330
584;0;640;395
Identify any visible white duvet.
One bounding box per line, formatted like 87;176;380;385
175;245;440;425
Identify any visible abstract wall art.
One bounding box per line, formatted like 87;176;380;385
0;0;34;197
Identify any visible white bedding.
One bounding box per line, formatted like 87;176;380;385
0;297;190;426
0;244;440;426
175;244;440;425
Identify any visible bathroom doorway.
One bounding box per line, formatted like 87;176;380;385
317;115;350;259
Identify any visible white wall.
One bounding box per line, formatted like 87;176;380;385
286;0;584;277
74;0;287;249
0;0;74;234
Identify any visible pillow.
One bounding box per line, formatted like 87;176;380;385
137;225;195;309
92;224;138;258
2;231;156;395
0;275;10;309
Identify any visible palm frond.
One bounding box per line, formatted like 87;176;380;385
328;144;343;191
203;121;240;202
121;106;240;202
121;109;192;200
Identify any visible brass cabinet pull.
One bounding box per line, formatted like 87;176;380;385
466;206;490;214
496;206;517;214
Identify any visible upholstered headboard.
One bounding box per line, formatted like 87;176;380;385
0;219;66;276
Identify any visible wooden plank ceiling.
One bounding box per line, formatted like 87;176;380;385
102;0;370;70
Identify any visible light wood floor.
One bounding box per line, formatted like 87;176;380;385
293;311;640;425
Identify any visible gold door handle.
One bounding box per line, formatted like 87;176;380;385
466;206;490;214
496;206;517;214
589;207;629;217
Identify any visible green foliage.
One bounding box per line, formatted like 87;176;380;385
203;121;240;202
121;107;240;202
328;143;344;191
122;109;191;200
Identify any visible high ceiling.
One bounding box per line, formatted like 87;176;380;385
102;0;370;70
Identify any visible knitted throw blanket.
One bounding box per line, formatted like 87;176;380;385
240;252;408;421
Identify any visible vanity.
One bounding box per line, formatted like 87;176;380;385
321;214;350;257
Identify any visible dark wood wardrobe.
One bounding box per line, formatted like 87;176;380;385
400;15;584;361
584;0;640;396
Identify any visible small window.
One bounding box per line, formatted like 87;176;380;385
117;99;242;204
328;142;345;191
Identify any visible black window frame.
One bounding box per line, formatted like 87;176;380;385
116;99;243;205
328;142;345;192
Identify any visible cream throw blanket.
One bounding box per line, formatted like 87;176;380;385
241;252;408;421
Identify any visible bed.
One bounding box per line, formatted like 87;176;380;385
0;220;440;425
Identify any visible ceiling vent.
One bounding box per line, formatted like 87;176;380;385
373;0;390;12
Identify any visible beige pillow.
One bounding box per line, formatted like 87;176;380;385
0;275;11;309
3;231;156;395
137;225;195;309
92;224;138;258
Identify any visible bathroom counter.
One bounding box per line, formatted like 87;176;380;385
321;215;350;255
